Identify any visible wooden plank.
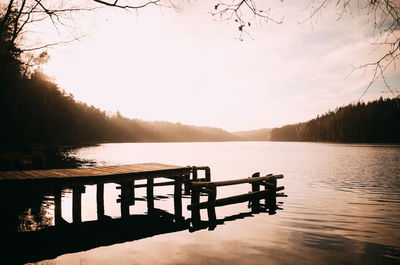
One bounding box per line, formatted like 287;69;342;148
41;169;72;178
0;163;188;183
133;180;176;188
0;170;24;179
188;190;270;210
191;175;283;188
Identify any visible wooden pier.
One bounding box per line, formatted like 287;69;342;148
0;163;285;264
0;163;192;223
0;163;284;225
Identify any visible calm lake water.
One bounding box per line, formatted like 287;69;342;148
9;142;400;264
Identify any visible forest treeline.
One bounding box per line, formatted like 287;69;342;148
0;71;241;148
233;128;271;141
0;70;242;170
270;97;400;143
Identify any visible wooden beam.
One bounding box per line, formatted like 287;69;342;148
207;183;217;222
188;190;270;210
130;180;176;188
174;176;182;219
251;172;260;210
120;182;130;218
54;187;63;226
191;186;201;222
183;174;191;195
72;186;84;223
192;166;198;181
147;178;154;211
130;180;135;205
191;174;283;188
96;183;105;220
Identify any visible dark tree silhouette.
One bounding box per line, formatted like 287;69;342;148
270;97;400;143
303;0;400;97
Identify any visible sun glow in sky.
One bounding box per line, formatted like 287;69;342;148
41;1;400;131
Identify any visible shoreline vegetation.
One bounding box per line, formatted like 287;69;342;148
1;69;399;171
270;97;400;143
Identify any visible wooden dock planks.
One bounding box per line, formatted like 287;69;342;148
0;163;191;186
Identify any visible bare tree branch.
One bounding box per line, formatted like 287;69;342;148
212;0;283;40
92;0;170;9
304;0;400;98
19;37;80;52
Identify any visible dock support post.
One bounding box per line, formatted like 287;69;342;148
147;178;154;212
73;186;85;223
130;180;135;205
183;174;191;195
121;182;130;218
192;166;198;181
205;167;211;182
251;172;260;212
54;187;63;226
174;176;183;220
191;186;201;223
207;183;217;227
97;183;105;220
266;177;277;214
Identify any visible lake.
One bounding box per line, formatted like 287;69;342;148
6;142;400;264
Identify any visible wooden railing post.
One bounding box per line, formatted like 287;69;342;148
266;177;277;214
205;167;211;182
120;182;130;218
174;176;183;220
183;174;191;195
130;180;135;205
191;185;201;222
147;178;154;212
192;166;198;181
207;183;217;224
251;172;260;211
72;185;85;223
96;183;105;220
54;187;63;226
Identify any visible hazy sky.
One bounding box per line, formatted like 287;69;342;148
40;1;399;131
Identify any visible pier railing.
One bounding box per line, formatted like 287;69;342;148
187;172;284;223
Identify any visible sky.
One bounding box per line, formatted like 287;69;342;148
36;0;400;131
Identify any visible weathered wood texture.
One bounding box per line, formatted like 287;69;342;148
187;186;285;210
0;163;191;186
190;174;283;188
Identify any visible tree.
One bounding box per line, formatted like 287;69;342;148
303;0;399;97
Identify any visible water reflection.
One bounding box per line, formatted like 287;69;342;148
3;142;400;265
0;186;54;232
0;182;283;265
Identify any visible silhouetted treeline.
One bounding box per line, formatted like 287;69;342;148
0;71;240;148
270;97;400;143
232;128;271;141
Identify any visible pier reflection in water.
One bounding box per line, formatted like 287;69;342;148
0;170;284;265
